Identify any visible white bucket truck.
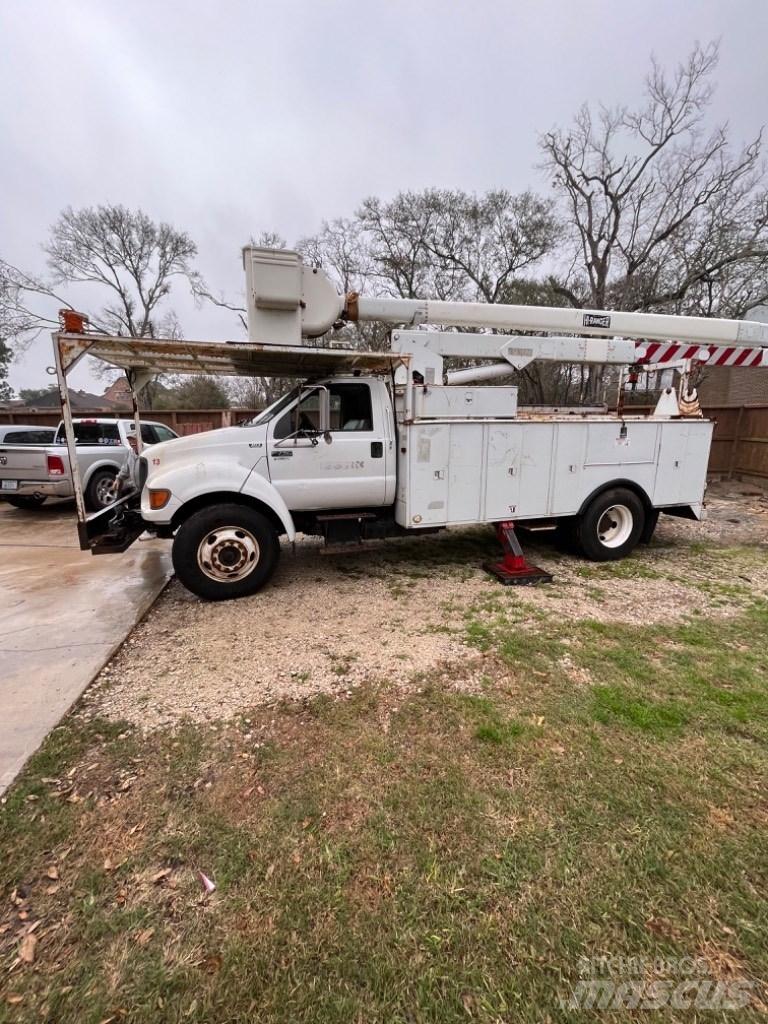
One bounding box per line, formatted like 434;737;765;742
52;247;768;600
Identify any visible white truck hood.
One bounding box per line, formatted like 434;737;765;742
147;425;264;461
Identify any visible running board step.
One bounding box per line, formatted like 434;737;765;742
316;512;377;522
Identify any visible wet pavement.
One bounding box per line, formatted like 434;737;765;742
0;501;171;793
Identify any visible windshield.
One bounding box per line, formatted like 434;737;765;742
238;386;301;427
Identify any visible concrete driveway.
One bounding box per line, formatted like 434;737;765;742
0;501;171;793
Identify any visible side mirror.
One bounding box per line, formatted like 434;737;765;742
295;384;330;434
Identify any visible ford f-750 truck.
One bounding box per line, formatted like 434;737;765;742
49;246;768;601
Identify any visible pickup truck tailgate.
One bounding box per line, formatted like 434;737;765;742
0;446;52;481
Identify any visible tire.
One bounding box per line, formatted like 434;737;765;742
640;508;660;545
574;487;645;562
171;503;280;601
85;468;118;512
6;495;46;510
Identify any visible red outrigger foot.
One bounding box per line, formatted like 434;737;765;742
483;521;553;587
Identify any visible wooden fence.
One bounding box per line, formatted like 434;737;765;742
0;408;259;434
706;404;768;482
2;402;767;482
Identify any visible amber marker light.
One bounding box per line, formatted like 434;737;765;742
148;489;171;510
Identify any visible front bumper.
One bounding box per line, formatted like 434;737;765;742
1;479;73;499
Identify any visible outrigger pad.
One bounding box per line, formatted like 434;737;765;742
483;560;553;586
484;519;553;586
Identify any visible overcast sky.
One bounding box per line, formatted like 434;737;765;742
2;0;767;392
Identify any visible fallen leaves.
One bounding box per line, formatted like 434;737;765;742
200;953;222;975
45;865;59;881
708;805;736;830
645;916;683;941
135;927;154;947
18;932;37;964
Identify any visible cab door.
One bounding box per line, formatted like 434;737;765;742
267;381;387;510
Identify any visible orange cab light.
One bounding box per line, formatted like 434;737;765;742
148;488;171;510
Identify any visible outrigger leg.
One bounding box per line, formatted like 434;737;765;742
484;521;553;586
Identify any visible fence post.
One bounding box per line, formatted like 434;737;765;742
728;405;746;481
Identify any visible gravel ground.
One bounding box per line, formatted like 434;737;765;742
82;481;768;730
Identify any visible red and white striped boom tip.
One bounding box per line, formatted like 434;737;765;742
637;342;768;368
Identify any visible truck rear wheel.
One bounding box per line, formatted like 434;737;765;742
86;468;118;511
574;487;645;562
172;503;280;601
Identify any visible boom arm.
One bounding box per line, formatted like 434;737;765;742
244;245;768;366
352;296;768;349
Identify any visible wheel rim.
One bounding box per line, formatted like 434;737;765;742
197;526;261;582
95;476;116;508
596;504;634;548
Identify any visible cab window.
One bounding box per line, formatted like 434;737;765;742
329;383;373;431
3;429;55;444
273;383;373;439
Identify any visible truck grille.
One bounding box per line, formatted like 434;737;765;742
138;456;148;492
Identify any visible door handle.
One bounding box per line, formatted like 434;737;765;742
271;450;293;458
371;441;384;458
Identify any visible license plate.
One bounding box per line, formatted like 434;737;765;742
1;480;18;490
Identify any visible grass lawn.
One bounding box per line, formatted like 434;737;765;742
1;549;767;1021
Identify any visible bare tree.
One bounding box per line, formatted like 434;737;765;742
1;205;197;403
0;259;71;348
541;42;768;400
154;375;231;410
43;205;197;337
356;189;561;398
359;189;557;304
2;207;196;346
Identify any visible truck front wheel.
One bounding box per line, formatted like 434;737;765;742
172;503;280;601
574;488;645;562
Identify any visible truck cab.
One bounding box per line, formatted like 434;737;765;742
142;377;396;527
135;377;399;598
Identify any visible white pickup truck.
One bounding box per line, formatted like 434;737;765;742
0;417;178;511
